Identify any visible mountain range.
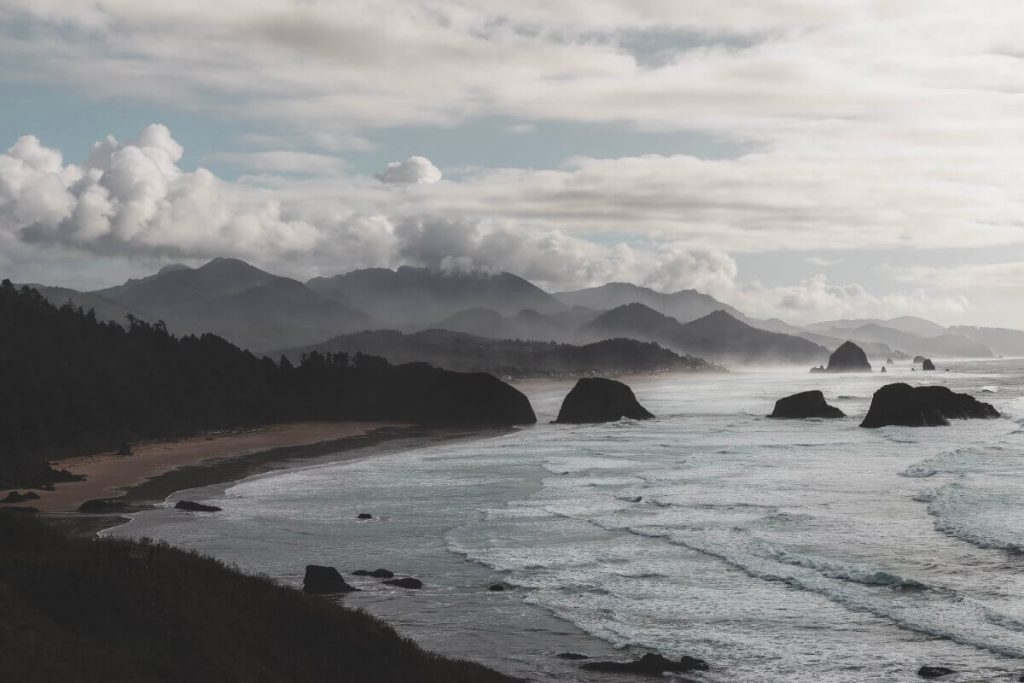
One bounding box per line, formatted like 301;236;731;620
20;256;1020;365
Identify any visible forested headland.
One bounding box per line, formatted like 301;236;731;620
0;281;535;488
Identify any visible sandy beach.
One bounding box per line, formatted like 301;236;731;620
4;421;411;514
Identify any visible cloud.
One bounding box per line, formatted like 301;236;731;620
376;156;443;184
207;150;347;176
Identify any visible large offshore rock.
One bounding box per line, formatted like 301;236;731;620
768;391;845;419
555;378;654;424
861;383;999;428
826;341;872;372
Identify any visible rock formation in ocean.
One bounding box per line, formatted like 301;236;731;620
383;577;423;589
917;666;955;679
922;358;936;370
174;500;222;512
825;341;872;372
352;568;394;578
860;383;1000;428
580;653;709;676
913;355;928;364
555;377;654;423
768;391;845;419
303;565;357;594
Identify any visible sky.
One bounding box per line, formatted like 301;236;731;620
2;1;1024;326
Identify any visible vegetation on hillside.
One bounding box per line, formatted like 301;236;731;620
0;281;534;488
0;511;515;683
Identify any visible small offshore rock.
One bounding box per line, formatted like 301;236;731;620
352;568;394;578
356;512;373;519
581;653;709;676
488;583;506;591
383;577;423;589
303;565;357;594
174;500;222;512
922;358;936;371
768;390;844;419
557;652;589;660
918;665;955;679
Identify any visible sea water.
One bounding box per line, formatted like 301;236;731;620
110;360;1024;681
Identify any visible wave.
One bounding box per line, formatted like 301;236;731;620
926;483;1024;554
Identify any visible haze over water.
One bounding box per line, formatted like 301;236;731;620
112;359;1024;681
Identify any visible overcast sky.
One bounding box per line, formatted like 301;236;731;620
3;1;1024;325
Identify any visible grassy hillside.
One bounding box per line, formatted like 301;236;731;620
0;512;515;683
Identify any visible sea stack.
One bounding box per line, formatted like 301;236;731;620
303;565;357;594
922;358;936;371
768;390;844;419
825;341;872;372
860;383;999;428
555;378;654;424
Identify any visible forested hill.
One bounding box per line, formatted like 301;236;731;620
0;281;535;488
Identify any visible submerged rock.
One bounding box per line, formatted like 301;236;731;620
861;383;999;428
768;390;844;419
174;500;222;512
581;653;709;676
352;568;394;578
488;583;506;591
557;652;589;660
922;358;936;371
918;665;955;679
555;377;654;424
383;577;423;589
356;513;373;520
1;491;40;504
303;565;357;594
826;341;872;372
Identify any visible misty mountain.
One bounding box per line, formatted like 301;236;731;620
282;328;716;378
806;316;947;338
583;304;828;364
811;322;992;358
426;306;592;342
949;326;1024;357
93;258;371;352
555;282;742;324
25;284;133;324
308;266;564;328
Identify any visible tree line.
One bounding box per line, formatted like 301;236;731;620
0;281;533;488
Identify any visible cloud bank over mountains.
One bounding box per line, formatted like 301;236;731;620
3;2;1024;324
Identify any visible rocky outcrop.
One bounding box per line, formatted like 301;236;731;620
922;358;936;371
174;500;222;512
356;513;372;519
303;565;357;594
383;577;423;589
825;341;872;372
555;378;654;424
918;666;955;679
352;568;394;578
580;653;709;676
860;383;999;428
768;391;844;419
1;491;39;504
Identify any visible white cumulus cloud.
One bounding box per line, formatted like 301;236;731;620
376;156;442;184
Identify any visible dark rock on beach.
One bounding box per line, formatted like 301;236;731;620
918;665;956;679
555;377;654;424
303;565;357;594
383;577;423;589
581;653;709;676
174;500;222;512
768;390;845;419
353;568;394;578
825;341;872;372
861;383;1000;428
1;491;40;504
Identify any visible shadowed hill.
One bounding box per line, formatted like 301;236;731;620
281;329;717;378
0;281;534;488
0;512;516;683
308;266;563;328
92;258;372;352
555;282;741;323
583;304;828;364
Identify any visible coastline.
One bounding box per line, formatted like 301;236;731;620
3;421;505;529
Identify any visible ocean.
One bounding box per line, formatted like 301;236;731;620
108;359;1024;681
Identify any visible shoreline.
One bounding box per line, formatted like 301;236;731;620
3;421;507;532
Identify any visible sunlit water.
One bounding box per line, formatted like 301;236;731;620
110;360;1024;681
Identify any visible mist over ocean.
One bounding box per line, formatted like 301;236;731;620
111;360;1024;681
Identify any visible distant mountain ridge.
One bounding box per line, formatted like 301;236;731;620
282;328;718;378
308;266;564;328
583;304;829;363
556;282;742;324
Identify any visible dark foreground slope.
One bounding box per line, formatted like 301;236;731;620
284;329;717;377
0;281;534;488
0;512;515;683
